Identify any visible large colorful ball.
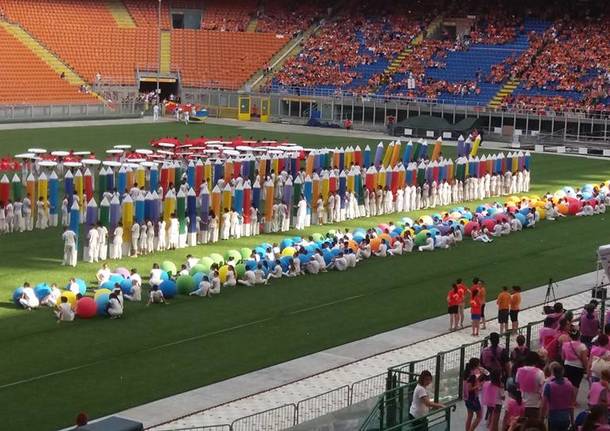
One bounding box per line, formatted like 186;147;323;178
114;267;131;279
280;238;293;250
159;280;177;298
189;264;207;276
414;231;429;247
464;221;480;237
76;297;97;319
224;249;242;264
312;232;324;243
119;278;133;295
161;261;177;276
94;288;111;300
176;275;195;295
209;253;224;266
95;293;110;316
481;218;496;232
281;247;296;257
12;287;24;307
235;263;246;278
240;247;253;260
34;283;51;301
218;265;229;283
198;257;214;273
57;291;77;307
192;272;206;287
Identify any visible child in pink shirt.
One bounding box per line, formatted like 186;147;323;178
502;388;525;431
482;371;503;431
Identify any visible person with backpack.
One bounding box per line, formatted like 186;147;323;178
481;332;510;383
580;302;600;348
561;329;589;390
515;351;545;418
543;318;571;363
540;362;575;431
510;334;529;383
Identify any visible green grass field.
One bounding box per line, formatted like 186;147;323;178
1;121;610;430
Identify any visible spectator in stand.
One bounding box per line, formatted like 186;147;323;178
540;362;575;431
561;329;589;390
515;351;545;418
481;332;510;383
580;301;600;348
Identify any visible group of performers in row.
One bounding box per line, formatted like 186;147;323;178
54;166;532;266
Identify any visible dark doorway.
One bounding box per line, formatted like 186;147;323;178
139;80;179;102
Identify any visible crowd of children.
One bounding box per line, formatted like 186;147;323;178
456;299;610;431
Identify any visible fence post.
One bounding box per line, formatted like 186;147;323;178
434;352;442;403
504;331;511;350
458;345;466;400
294;403;298;427
526;322;532;349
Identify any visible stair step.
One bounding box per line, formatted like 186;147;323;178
160;31;171;74
0;21;85;86
106;0;136;29
246;18;258;32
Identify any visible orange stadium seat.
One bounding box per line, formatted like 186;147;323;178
0;26;98;104
0;0;289;91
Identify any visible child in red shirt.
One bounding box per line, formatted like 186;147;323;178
447;283;463;331
471;289;482;336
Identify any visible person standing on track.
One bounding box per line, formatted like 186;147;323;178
456;278;467;328
447;283;462;331
510;286;522;333
497;286;511;334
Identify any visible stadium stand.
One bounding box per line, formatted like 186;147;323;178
270;0;438;96
199;0;256;32
171;30;286;89
0;24;98;104
255;0;324;37
0;0;159;84
0;0;608;111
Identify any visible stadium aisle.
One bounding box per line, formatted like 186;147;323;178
129;271;598;430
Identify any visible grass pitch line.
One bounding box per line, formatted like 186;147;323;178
0;317;275;390
143;317;275;352
0;297;366;389
287;295;366;315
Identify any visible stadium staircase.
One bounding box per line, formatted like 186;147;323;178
378;16;444;87
246;17;258;32
488;77;520;108
245;19;324;91
160;31;171;74
0;20;90;88
106;0;137;29
0;22;100;104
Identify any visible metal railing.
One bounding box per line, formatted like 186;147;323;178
230;404;296;431
165;298;588;431
387;306;585;405
295;385;350;424
350;372;387;405
0;102;143;122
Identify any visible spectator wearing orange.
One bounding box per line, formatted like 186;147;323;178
497;286;511;334
456;278;468;328
470;289;482;337
447;283;462;332
510;286;522;333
